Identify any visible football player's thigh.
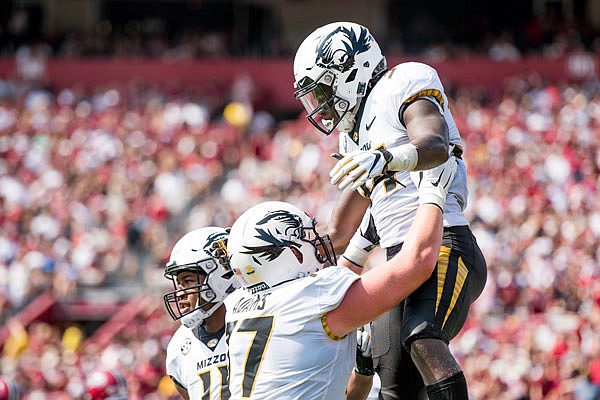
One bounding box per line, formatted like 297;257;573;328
444;225;488;305
434;226;487;339
372;303;424;400
402;227;487;343
400;272;446;345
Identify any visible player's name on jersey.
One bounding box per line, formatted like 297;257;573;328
231;292;272;314
197;353;227;370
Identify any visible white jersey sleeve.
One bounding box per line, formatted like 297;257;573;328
225;266;360;400
388;61;447;117
166;325;229;400
388;62;463;149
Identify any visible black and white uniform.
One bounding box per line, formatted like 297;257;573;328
339;61;488;399
166;324;230;399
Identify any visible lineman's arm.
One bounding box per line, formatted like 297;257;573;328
326;157;457;336
328;203;442;336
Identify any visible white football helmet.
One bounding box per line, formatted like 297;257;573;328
163;227;239;329
293;21;387;135
227;201;336;293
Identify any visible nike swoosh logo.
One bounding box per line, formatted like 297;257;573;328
431;169;444;187
367;153;381;175
366;116;376;130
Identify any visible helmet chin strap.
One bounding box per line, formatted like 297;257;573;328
337;113;357;133
182;310;204;328
181;298;205;329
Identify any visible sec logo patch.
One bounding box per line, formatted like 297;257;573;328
181;338;192;355
207;338;219;349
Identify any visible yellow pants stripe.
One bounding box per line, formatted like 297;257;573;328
435;246;451;316
443;257;468;328
436;246;469;329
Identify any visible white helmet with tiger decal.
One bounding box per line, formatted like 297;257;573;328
293;21;387;135
227;201;336;293
163;227;239;329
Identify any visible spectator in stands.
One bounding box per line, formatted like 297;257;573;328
84;369;128;400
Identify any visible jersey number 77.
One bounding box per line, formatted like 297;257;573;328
226;316;275;398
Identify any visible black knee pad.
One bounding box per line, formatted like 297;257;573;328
402;321;448;352
425;371;468;400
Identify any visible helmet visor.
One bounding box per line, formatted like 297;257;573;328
164;258;218;278
294;73;349;135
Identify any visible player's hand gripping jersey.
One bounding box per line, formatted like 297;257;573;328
166;325;230;399
225;266;360;400
338;61;468;248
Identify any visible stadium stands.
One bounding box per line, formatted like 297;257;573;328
1;6;600;395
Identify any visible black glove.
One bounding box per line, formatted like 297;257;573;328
354;324;375;376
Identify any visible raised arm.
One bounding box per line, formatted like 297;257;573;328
330;98;451;192
403;98;449;169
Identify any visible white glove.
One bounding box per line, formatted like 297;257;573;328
356;323;372;357
410;156;458;210
330;147;393;191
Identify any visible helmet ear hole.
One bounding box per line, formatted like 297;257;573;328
357;82;366;96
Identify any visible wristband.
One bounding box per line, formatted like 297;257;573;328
387;143;418;171
341;243;370;268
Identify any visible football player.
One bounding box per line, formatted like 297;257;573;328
224;157;457;399
163;227;239;400
293;22;488;400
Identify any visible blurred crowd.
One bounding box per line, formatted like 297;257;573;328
1;66;600;398
448;75;600;399
1;4;600;61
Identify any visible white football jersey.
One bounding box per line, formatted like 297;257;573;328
224;266;360;400
338;61;469;248
166;325;230;400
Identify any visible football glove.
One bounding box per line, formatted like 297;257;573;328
410;155;458;210
330;146;394;191
357;323;372;357
354;323;375;376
